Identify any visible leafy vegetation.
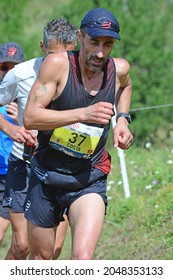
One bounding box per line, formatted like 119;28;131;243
0;0;172;260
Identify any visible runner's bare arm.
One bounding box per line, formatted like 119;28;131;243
24;53;114;130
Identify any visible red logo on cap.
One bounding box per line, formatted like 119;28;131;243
102;22;111;29
7;48;17;57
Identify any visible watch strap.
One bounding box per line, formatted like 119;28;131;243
116;112;131;124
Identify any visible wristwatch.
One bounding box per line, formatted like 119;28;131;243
116;112;131;124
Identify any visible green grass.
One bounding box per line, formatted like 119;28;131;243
93;142;173;260
1;142;172;260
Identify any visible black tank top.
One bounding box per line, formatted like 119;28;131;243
35;51;116;175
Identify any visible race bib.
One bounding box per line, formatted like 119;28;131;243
49;122;103;159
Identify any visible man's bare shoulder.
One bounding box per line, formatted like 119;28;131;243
43;51;69;65
39;51;69;78
113;57;130;76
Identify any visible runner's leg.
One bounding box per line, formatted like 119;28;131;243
69;193;105;260
28;221;55;260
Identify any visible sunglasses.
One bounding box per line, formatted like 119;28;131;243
0;64;14;71
80;18;120;33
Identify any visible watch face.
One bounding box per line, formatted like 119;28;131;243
126;114;131;124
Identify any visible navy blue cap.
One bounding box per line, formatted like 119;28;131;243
0;42;24;63
80;8;120;40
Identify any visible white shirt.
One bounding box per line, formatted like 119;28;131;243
0;57;43;160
